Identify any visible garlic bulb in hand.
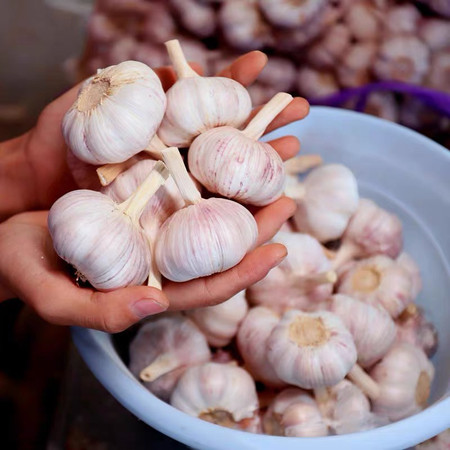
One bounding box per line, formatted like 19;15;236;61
62;61;166;164
48;162;169;290
332;198;403;269
188;92;291;206
186;290;248;347
329;294;396;368
158;39;252;147
247;232;336;312
370;343;435;421
285;163;359;243
129;314;211;401
337;255;414;318
170;362;259;428
155;147;258;282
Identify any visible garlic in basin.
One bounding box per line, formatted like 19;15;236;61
188;92;292;206
62;61;166;165
158;39;252;147
155;147;258;282
48;162;169;290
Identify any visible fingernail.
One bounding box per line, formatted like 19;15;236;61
272;246;288;267
131;299;167;319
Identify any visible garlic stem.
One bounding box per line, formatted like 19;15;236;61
284;182;306;199
147;238;162;290
331;242;359;270
139;352;180;382
347;364;380;400
321;246;337;261
119;161;169;223
161;147;202;206
291;270;337;290
242;92;293;141
314;387;330;417
165;39;199;79
285;155;323;175
97;135;167;186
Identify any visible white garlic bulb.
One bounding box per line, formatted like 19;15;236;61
170;362;259;425
329;294;397;368
186;290;248;347
297;66;340;98
344;1;381;41
62;61;166;165
370;343;435;421
158;40;252;147
332;198;403;269
48;163;168;290
155;147;258;282
286;163;359;243
247;232;336;312
169;0;216;38
397;252;422;299
337;255;414;318
384;4;421;36
129;314;211;402
267;310;357;389
188;92;291;206
237;306;286;388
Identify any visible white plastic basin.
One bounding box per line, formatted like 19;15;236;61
72;106;450;450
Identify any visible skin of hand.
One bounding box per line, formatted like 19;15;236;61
0;51;310;333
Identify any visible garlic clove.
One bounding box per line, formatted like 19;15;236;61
62;61;166;165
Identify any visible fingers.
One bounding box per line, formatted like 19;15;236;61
154;63;203;91
164;243;287;310
217;51;268;86
268;135;300;161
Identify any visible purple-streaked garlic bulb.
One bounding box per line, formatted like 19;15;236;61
332;198;403;269
48;163;168;290
297;66;340;98
285;164;359;243
267;310;357;389
396;304;439;358
155;147;258;282
329;294;397;368
186;290;248;347
129;314;211;402
370;343;435;421
62;61;166;165
169;0;216;38
374;36;430;85
170;362;259;428
344;0;381;41
237;306;286;388
384;4;421;36
337;255;414;318
188;92;291;206
247;232;336;312
158;40;252;147
66;149;102;191
397;252;422;299
263;388;328;437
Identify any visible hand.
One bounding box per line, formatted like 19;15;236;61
0;52;309;332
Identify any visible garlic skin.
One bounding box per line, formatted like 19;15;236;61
337;255;414;318
62;61;166;165
158;40;252;148
186;290;248;348
329;294;397;368
267;310;357;389
288;164;359;243
370;343;435;421
247;232;335;312
170;362;259;423
129;314;211;401
397;252;422;299
237;306;286;388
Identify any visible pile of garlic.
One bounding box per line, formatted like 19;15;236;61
127;156;439;437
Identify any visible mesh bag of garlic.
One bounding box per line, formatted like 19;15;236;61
70;0;450;148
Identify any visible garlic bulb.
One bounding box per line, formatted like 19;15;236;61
384;4;421;36
186;290;248;347
332;198;403;269
188;92;291;206
247;232;336;312
426;51;450;93
337;255;413;318
170;362;259;426
267;310;357;389
169;0;216;38
296;67;340;99
158;40;252;147
257;57;297;93
397;252;422;299
370;343;435;421
329;294;396;368
344;1;381;41
419;19;450;53
129;314;211;402
48;162;168;290
155;147;258;282
286;163;359;243
62;61;166;165
237;306;286;388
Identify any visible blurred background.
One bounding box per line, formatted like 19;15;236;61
0;0;449;449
